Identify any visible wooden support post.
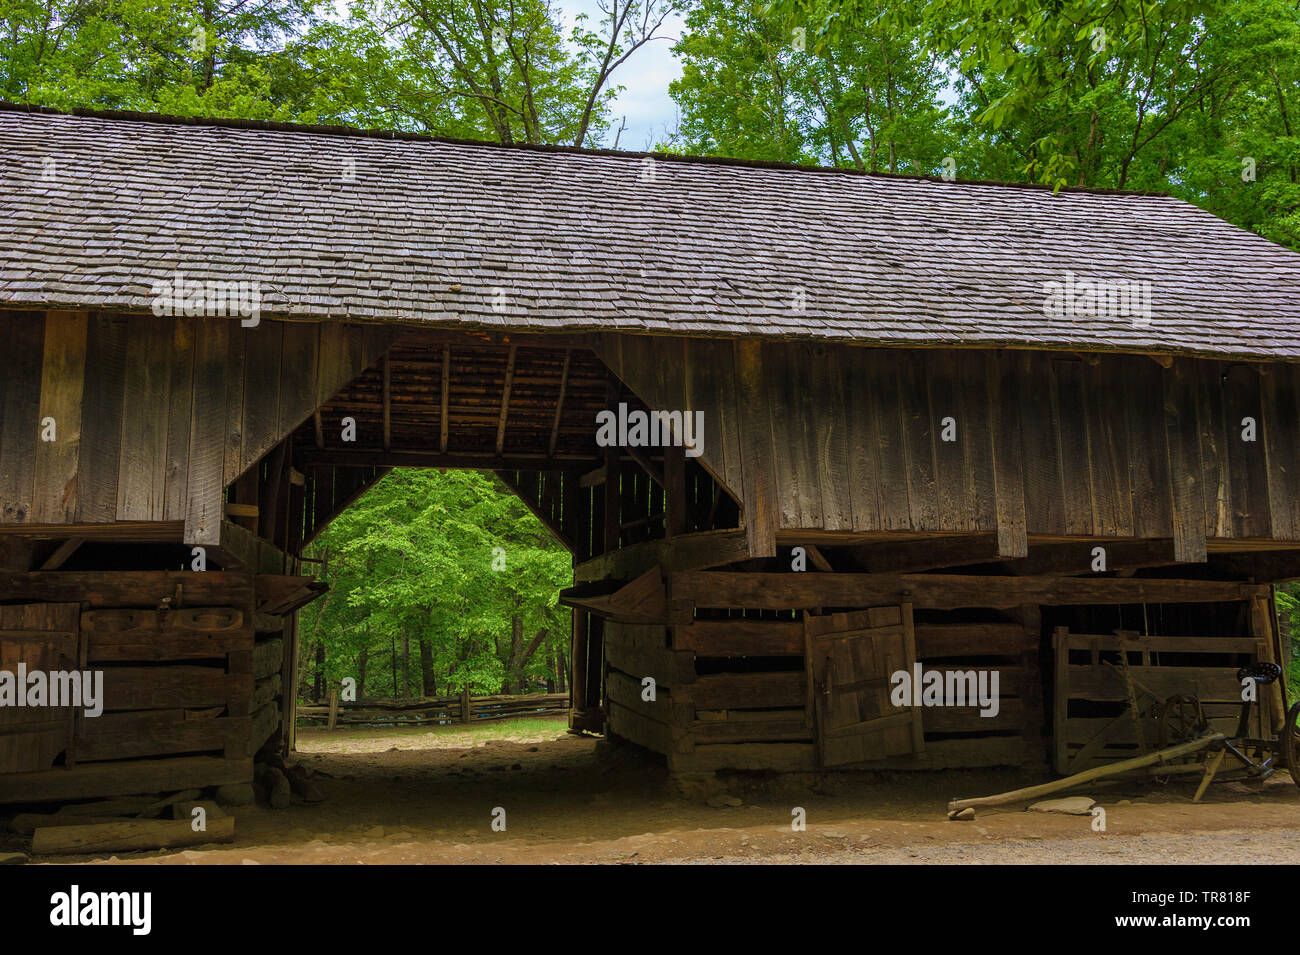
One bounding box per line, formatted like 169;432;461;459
496;344;517;455
569;608;588;727
549;348;571;457
460;684;471;724
733;341;777;559
1053;626;1069;774
440;345;451;454
327;685;340;732
382;353;391;452
40;538;84;571
664;443;686;538
603;377;621;555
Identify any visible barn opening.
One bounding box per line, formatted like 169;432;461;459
0;106;1298;820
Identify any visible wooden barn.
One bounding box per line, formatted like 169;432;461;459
1;103;1299;801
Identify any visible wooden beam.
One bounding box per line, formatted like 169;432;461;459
560;567;666;620
1005;539;1180;576
496;344;517;455
495;470;576;552
382;353;392;452
733;341;777;559
549;348;571;456
299;449;595;470
574;528;750;583
579;465;606;488
440;345;450;454
845;534;1001;573
39;538;84;571
626;444;664;486
805;544;833;572
312;408;324;450
669;571;1266;612
0;756;252;805
664;444;686;537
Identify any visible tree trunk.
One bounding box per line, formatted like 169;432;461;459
401;628;411;699
418;635;436;697
357;648;368;699
390;634;397;698
313;643;325;702
508;615;523;694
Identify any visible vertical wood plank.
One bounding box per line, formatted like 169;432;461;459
240;320;284;473
844;347;882;532
987;351;1028;557
1163;359;1208;561
0;314;46;523
1053;359;1095;536
1124;357;1174;540
162;318;196;522
899;351;938;531
1084;360;1134;537
221;322;247;487
184;319;231;546
278;321;320;441
117;317;172;521
1197;361;1231;540
75;313;127;523
1262;362;1300;541
865;348;910;531
815;346;853;531
1019;353;1065;536
733;340;777;557
33;310;88;524
1223;364;1271;539
928;350;969;531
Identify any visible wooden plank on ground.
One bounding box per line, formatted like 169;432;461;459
0;755;251;804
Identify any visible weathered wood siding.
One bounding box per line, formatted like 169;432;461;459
603;335;1300;555
0;311;394;544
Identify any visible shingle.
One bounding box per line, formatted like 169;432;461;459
0;108;1298;360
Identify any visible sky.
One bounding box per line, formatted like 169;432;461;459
325;0;687;149
554;1;687;150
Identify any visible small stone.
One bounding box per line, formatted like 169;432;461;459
949;807;976;821
1117;799;1132;806
0;852;27;865
214;783;256;807
1027;796;1096;815
706;794;742;808
363;826;386;839
510;763;522;771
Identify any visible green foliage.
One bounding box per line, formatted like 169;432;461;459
298;469;571;701
707;0;1300;245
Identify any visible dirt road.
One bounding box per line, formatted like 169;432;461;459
55;719;1300;865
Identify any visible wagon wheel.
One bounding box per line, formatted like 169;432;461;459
1159;694;1207;748
1281;701;1300;789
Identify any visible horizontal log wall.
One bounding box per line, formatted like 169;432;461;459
0;570;284;804
603;612;1046;773
603;335;1300;557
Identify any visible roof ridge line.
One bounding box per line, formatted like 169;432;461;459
0;100;1172;198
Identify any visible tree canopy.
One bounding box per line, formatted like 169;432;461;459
298;469;571;700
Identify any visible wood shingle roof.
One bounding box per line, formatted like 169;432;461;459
2;105;1299;360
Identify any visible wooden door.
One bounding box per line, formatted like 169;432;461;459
804;603;924;767
0;603;80;772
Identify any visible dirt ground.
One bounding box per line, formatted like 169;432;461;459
41;716;1300;864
